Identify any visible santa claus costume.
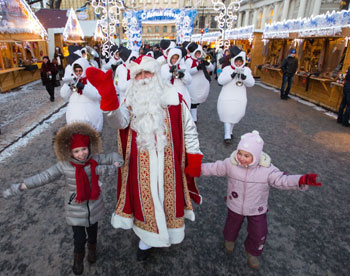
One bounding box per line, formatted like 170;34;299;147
156;39;176;65
185;42;215;123
115;47;139;103
217;46;255;143
86;55;203;260
160;47;192;108
60;48;103;133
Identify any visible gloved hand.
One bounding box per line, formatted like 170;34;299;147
3;183;22;199
241;74;247;80
170;65;176;73
86;67;119;111
231;72;237;79
76;81;85;90
197;63;204;71
185;153;203;177
299;174;322;186
178;71;185;79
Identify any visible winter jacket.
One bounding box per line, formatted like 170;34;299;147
201;150;307;216
23;123;124;227
281;56;298;76
41;62;57;87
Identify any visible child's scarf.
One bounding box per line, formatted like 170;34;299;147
70;158;100;203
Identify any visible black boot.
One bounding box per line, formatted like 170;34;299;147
87;243;97;264
137;248;152;262
72;251;84;275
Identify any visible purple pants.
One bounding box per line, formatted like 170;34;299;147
223;208;268;256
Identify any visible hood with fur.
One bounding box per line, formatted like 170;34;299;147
54;122;102;162
72;57;90;78
231;50;246;69
166;47;186;67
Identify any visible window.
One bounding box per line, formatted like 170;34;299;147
171;26;176;33
199;16;205;28
155;26;159;33
148;26;152;33
163;26;167;33
210;16;217;28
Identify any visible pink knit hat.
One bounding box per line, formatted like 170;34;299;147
237;130;264;166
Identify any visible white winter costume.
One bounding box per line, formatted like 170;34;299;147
156;40;175;65
185;45;215;105
217;51;255;124
60;57;103;132
116;50;138;103
160;48;192;108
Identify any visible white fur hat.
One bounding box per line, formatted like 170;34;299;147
128;55;160;79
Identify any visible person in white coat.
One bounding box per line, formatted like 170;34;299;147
156;39;176;65
160;47;192;108
217;46;255;143
185;42;215;123
102;45;122;72
60;54;103;133
115;47;139;103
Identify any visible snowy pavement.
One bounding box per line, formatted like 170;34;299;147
0;81;67;155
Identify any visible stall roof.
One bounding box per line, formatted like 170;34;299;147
0;0;47;38
79;21;98;37
35;9;68;30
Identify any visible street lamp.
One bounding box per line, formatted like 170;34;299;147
211;0;242;49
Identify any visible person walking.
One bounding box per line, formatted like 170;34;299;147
41;56;57;102
280;49;298;100
337;66;350;127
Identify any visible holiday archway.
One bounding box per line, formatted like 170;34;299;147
122;8;198;50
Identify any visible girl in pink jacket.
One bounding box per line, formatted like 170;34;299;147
201;130;321;269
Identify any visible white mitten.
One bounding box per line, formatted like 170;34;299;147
3;183;22;199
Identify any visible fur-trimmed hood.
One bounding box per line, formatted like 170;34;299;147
54;122;102;162
230;150;271;168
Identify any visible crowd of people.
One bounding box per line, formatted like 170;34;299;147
4;39;323;275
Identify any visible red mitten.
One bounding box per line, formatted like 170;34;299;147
86;67;119;111
185;153;203;177
299;174;322;186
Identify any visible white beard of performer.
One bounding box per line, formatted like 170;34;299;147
125;75;167;152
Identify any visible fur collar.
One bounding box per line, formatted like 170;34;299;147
160;84;179;106
230;150;271;167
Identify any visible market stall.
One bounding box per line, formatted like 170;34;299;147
260;10;350;111
0;0;48;92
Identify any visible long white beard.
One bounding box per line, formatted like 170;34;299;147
125;75;167;151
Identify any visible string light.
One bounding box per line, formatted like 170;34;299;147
63;9;84;41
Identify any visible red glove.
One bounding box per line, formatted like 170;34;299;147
86;67;119;111
185;153;203;177
299;174;322;186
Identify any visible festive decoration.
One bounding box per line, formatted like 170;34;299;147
93;21;103;41
0;0;47;38
263;9;350;39
122;9;197;49
63;8;84;41
91;0;124;58
211;0;242;48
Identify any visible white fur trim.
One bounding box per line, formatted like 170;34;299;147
111;213;133;229
128;55;160;79
133;225;171;247
168;226;185;244
190;44;204;59
184;210;195;221
72;57;90;78
230;150;271;167
231;51;246;68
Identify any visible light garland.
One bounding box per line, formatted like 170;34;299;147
63;8;84;41
211;0;242;48
91;0;124;58
263;9;350;39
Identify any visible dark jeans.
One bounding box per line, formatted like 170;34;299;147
223;209;268;256
337;91;350;125
72;222;98;254
280;74;294;98
45;83;55;101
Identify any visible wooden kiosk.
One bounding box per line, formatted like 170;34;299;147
260;10;350;111
0;0;48;93
226;26;264;77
